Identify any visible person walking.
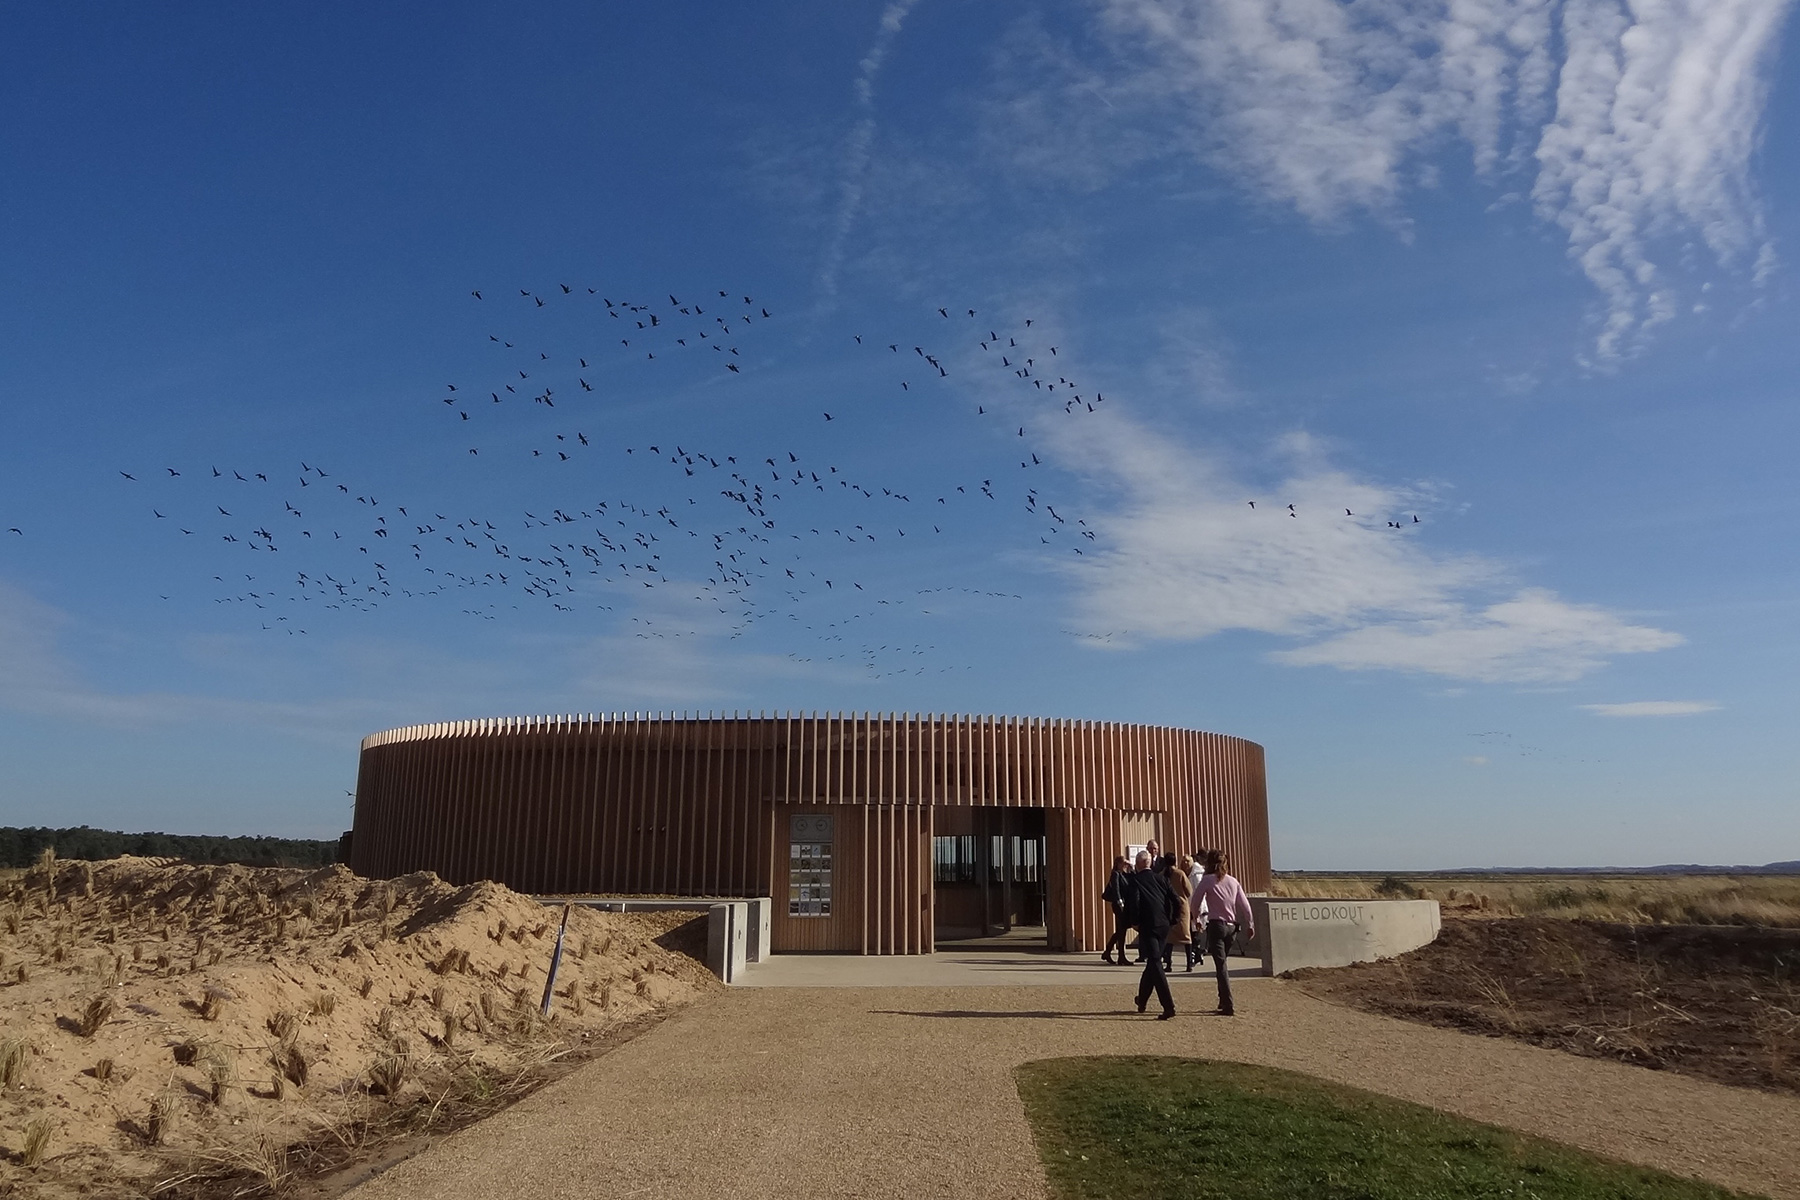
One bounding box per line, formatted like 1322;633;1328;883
1130;841;1164;962
1128;850;1176;1019
1100;855;1135;965
1162;858;1192;973
1176;854;1202;971
1193;850;1255;1016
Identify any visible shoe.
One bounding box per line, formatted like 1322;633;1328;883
1184;965;1195;973
1101;955;1115;965
1135;996;1148;1013
1157;1009;1176;1021
1215;1007;1235;1017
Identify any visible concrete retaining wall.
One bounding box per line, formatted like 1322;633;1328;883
539;896;772;984
1242;897;1440;975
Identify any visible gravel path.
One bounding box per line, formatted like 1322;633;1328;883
347;977;1800;1200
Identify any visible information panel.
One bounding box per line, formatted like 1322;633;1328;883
788;814;834;918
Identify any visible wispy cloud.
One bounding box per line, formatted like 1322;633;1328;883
995;0;1790;355
1276;588;1682;683
0;581;390;738
0;579;814;739
1532;0;1789;357
1580;699;1721;717
1000;359;1681;682
815;0;924;306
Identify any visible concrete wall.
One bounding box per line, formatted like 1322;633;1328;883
1243;898;1440;976
546;896;770;984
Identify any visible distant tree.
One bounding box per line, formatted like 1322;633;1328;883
0;826;342;870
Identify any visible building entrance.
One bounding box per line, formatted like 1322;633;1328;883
931;807;1047;943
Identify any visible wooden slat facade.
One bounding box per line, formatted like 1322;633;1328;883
351;713;1269;955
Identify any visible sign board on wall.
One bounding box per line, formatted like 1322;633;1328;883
788;814;834;918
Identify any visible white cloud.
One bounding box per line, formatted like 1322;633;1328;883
1580;699;1721;717
1274;587;1683;682
1097;0;1558;222
0;581;388;737
997;0;1791;355
0;579;807;738
816;0;924;304
1533;0;1790;357
1010;380;1680;681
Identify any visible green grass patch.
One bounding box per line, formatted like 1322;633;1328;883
1016;1057;1766;1200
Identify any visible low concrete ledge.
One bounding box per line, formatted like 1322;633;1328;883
536;896;773;985
1241;897;1441;975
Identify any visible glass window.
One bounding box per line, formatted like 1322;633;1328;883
932;835;977;883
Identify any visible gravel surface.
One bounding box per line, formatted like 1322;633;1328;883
346;977;1800;1200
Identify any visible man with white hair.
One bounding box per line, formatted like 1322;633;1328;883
1128;849;1176;1019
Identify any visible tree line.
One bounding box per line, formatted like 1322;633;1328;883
1;826;343;869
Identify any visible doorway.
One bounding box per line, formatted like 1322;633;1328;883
932;807;1047;943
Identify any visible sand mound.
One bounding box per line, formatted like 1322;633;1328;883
0;854;721;1196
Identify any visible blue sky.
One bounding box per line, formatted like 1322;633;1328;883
2;1;1796;869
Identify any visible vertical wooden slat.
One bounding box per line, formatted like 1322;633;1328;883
354;713;1271;953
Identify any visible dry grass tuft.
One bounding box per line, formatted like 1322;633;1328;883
367;1049;409;1099
0;1037;32;1087
359;975;374;999
199;983;232;1021
273;1042;309;1089
434;947;471;975
20;1115;55;1168
75;993;115;1037
147;1092;178;1145
204;1045;236;1105
91;1057;114;1082
215;1132;293;1191
309;990;337;1018
266;1010;301;1042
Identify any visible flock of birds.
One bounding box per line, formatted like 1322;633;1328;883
8;282;1426;677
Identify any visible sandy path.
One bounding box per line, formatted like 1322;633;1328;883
347;977;1800;1200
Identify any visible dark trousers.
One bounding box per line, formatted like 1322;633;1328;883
1135;930;1175;1015
1105;912;1131;961
1205;920;1237;1013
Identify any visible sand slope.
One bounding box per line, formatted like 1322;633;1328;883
0;856;720;1196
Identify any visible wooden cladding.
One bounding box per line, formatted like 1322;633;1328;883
350;713;1269;954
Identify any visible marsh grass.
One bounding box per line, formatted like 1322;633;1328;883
1271;872;1800;927
1018;1057;1763;1200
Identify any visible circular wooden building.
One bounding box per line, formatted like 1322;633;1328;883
349;712;1269;955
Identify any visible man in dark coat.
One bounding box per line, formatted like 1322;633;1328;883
1129;850;1176;1018
1100;854;1135;965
